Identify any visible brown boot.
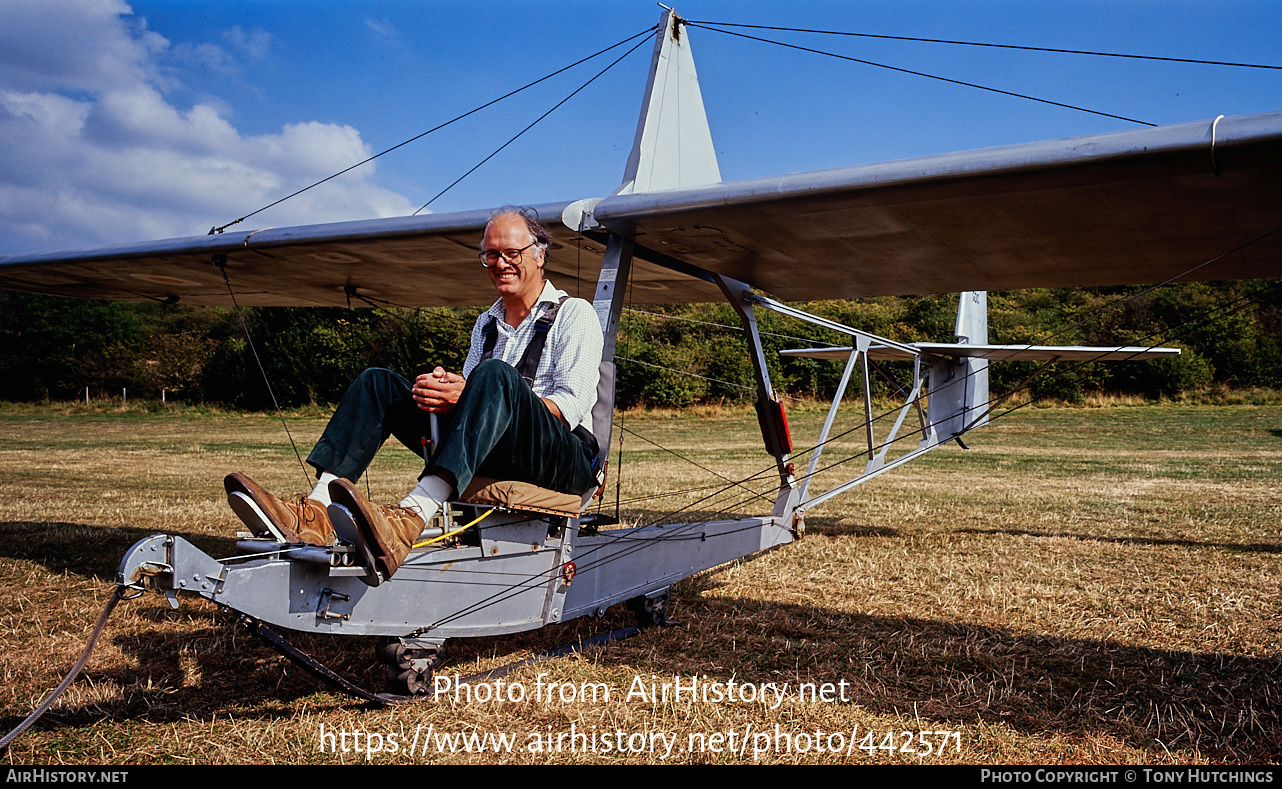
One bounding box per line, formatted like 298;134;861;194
327;478;424;581
224;472;335;546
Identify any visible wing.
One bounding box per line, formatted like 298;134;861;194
593;110;1282;299
2;112;1279;305
0;202;721;307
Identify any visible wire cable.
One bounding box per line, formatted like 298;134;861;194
687;23;1157;127
219;266;312;487
412;34;653;214
209;27;656;234
688;20;1282;71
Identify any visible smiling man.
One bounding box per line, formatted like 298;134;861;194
224;207;604;582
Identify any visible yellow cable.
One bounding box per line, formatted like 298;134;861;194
414;508;493;548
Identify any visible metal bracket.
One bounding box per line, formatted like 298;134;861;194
317;589;351;621
118;534;227;602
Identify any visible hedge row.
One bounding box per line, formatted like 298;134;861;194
1;280;1278;409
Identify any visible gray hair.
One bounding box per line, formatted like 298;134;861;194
485;206;551;266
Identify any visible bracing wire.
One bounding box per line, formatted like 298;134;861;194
219;267;312;487
687;21;1282;71
616;355;805;401
412;223;1282;633
412;34;653;214
539;275;1282;598
333;237;1282;620
209;26;656;235
190;15;1279;636
623;307;832;347
693;222;1282;492
616;424;775;506
209;28;655;498
686;22;1157;126
783;275;1282;494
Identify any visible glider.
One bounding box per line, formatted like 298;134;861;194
0;9;1276;700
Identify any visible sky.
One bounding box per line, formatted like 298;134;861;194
1;0;1279;256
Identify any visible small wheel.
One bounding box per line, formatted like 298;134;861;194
387;666;432;696
375;637;405;666
627;591;670;628
374;639;445;670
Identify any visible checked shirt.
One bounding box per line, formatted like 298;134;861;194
462;280;603;434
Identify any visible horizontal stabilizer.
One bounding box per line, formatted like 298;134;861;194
782;344;1182;363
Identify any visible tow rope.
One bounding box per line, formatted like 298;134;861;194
0;587;126;753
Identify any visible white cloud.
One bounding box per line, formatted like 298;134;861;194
0;0;413;255
0;0;162;94
223;26;271;61
364;19;398;42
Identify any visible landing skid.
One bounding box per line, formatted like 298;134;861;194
248;620;412;706
246;590;674;704
116;511;770;702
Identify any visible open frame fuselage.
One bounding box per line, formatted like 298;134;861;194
115;9;1198;653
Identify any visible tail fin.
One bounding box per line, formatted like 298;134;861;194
927;291;989;443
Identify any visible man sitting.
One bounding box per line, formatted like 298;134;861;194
226;207;604;582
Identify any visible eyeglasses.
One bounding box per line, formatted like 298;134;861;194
478;242;538;268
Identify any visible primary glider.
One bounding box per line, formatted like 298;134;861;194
0;9;1276;699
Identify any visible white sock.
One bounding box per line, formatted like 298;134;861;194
400;475;451;524
310;471;339;505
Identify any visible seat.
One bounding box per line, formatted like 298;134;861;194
458;477;583;518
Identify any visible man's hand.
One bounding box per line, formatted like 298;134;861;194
412;367;465;413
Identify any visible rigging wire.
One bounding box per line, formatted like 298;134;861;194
774;289;1282;517
616;424;775;506
330;18;1271;500
623;307;832;346
218;265;312;487
686;22;1157;127
808;284;1275;482
531;228;1282;616
216;17;659;491
1006;225;1282;349
687;21;1282;71
611;479;759;508
616;355;804;401
417;260;1274;635
399;258;1279;633
419;467;780;633
208;26;656;235
785;276;1282;494
612;300;1166;509
741;221;1282;482
412;34;653;214
583;273;1282;579
342;220;1282;538
188;17;1277;636
215;10;1253;508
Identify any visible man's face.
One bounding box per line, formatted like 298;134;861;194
481;213;544;304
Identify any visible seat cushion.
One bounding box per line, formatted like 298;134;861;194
460;477;582;517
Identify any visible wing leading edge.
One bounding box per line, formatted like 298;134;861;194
1;111;1280;306
592;110;1282;299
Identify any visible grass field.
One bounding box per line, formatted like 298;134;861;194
0;401;1278;764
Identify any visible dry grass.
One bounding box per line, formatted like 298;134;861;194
0;403;1278;764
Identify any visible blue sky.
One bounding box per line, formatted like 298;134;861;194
2;0;1278;255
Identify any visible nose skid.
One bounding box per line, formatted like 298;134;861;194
117;534;228;609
